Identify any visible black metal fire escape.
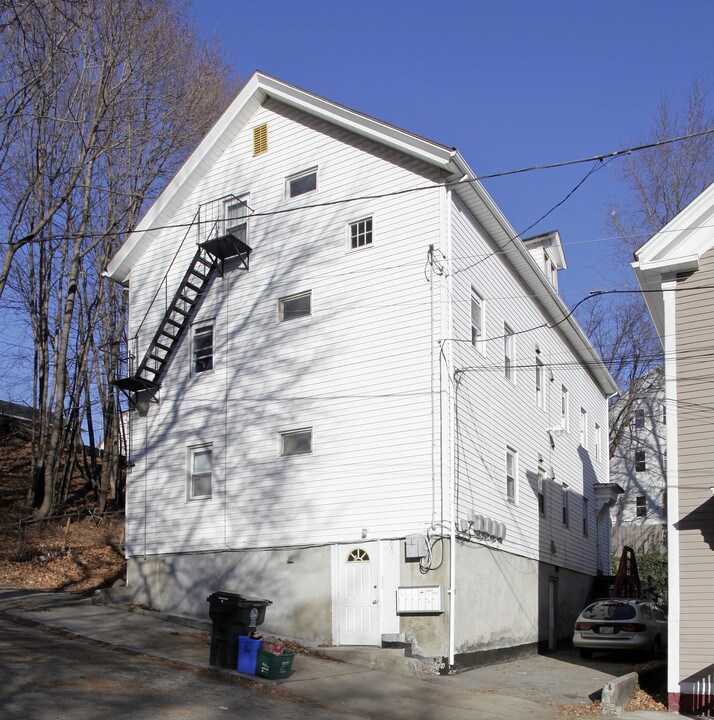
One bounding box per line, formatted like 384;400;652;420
115;196;251;397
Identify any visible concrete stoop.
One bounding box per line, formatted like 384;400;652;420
318;646;428;678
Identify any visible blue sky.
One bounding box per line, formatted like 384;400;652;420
189;0;713;301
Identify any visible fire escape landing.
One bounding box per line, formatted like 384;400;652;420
115;196;251;396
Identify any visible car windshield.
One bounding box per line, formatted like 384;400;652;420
582;601;636;621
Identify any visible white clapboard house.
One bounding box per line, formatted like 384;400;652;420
107;73;618;671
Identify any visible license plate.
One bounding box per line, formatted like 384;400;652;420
599;626;614;634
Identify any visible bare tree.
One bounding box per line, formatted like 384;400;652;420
583;80;714;456
1;0;238;517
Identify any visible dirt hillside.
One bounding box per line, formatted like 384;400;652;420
0;428;125;592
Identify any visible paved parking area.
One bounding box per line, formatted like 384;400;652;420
426;648;649;706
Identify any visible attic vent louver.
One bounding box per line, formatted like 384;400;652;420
253;123;268;156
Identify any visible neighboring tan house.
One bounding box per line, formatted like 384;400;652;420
633;180;714;715
106;72;618;671
610;366;667;554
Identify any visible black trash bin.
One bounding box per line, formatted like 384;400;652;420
207;592;272;669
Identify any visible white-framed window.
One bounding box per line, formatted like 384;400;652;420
580;408;588;449
279;427;313;457
582;497;589;536
471;287;484;350
223;195;249;237
545;256;558;288
187;444;212;500
636;495;647;518
535;357;545;409
562;487;569;527
504;324;515;382
634;407;645;429
278;290;311;322
349;216;373;250
594;422;602;462
506;446;517;503
561;385;569;431
191;320;214;375
635;450;646;472
661;404;666;425
537;466;546;516
286;168;317;198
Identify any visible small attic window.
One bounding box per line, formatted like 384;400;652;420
253;123;268;156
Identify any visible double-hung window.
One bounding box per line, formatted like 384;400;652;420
594;422;602;461
504;324;515;382
561;385;569;431
582;497;589;537
192;321;214;374
635;450;647;472
188;444;212;500
562;487;569;526
471;288;484;349
580;408;588;449
506;447;517;503
635;408;645;429
636;495;647;517
537;467;546;516
535;358;545;409
223;196;248;237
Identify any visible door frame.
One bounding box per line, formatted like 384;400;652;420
332;541;382;646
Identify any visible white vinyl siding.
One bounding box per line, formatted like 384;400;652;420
124;98;443;555
448;193;609;576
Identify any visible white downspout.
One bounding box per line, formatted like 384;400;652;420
662;277;680;705
445;183;456;669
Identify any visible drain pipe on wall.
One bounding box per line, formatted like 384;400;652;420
444;183;457;669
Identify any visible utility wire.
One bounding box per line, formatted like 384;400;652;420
17;127;714;245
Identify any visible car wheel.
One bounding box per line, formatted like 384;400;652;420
651;636;661;660
579;649;593;659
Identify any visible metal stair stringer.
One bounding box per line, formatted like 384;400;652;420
134;246;217;388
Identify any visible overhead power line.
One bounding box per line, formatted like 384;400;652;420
17;127;714;245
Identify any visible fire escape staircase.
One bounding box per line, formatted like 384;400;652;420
115;216;251;397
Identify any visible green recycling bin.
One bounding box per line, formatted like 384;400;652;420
207;591;272;669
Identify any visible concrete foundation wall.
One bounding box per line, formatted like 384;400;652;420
395;540;594;664
127;545;333;644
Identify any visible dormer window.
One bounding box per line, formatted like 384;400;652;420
545;257;558;289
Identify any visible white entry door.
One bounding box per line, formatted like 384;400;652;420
337;544;380;646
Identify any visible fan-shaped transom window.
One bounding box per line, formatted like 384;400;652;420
347;548;370;563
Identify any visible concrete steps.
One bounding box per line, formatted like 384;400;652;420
318;646;427;678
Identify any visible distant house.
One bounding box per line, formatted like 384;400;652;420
633;180;714;716
0;400;35;437
610;367;667;554
107;72;618;671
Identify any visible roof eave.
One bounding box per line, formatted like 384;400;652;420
449;151;618;398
